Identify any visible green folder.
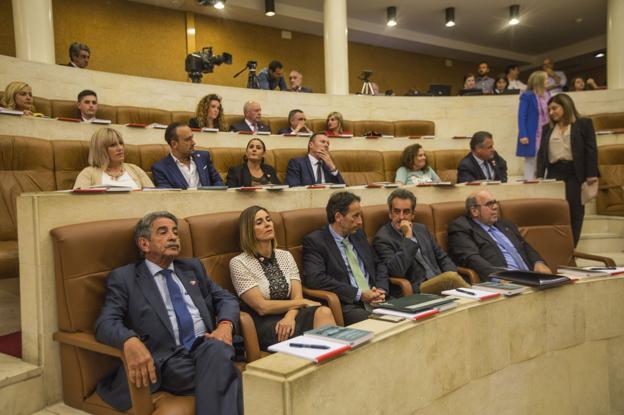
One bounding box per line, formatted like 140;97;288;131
373;293;455;314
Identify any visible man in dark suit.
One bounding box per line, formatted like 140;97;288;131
285;133;345;186
229;101;271;133
447;190;551;281
76;89;98;122
95;211;242;414
288;70;313;93
66;42;90;68
303;191;389;325
277;109;313;135
373;189;469;295
152;122;223;189
457;131;508;183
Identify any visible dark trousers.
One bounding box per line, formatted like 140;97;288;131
547;161;584;247
341;303;371;326
160;338;243;415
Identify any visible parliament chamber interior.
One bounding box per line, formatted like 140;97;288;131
1;0;624;414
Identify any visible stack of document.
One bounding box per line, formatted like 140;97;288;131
372;293;457;320
268;335;351;363
441;287;500;301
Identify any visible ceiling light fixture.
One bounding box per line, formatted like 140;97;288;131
265;0;275;16
508;4;520;25
197;0;225;9
595;52;605;58
213;0;225;9
445;7;455;27
387;6;397;27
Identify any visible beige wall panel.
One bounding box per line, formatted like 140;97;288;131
0;0;15;57
51;0;187;81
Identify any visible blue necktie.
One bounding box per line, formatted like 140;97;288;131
487;227;529;271
160;269;196;350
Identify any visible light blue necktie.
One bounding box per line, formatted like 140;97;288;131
160;269;196;349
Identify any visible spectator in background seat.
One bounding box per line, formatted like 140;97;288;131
189;94;228;131
492;75;509;95
457;131;508;183
257;60;287;91
569;76;601;92
152;122;223;189
77;89;98;122
73;127;153;189
277;109;312;135
517;70;550;179
230;206;335;351
475;62;495;94
67;42;90;68
324;111;352;136
288;70;313;93
506;65;526;91
395;143;440;185
542;58;567;94
229;101;270;133
226;138;281;187
1;81;39;116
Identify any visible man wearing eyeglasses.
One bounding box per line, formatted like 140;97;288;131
447;190;551;281
288;70;313;93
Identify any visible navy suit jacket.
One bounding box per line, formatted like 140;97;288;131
285;155;345;186
94;258;239;411
447;216;543;281
151;151;223;189
457;152;508;183
302;227;389;304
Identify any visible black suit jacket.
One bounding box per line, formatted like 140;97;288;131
457;152;508;183
373;222;456;292
302;227;389;304
447;216;543;281
225;163;281;187
536;117;599;182
285;156;345;186
228;120;270;133
94;258;239;411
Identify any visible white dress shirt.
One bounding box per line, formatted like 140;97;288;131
171;152;200;188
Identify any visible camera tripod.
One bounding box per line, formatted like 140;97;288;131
360;81;375;95
233;61;261;89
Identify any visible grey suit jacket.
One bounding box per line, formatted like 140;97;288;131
373;222;456;292
94;258;239;411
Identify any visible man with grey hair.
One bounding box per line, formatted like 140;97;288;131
373;189;469;295
447;190;550;281
94;211;242;414
229;100;270;133
67;42;90;68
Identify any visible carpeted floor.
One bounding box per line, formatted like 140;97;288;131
0;331;21;358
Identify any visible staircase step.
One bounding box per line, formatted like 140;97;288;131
577;233;624;253
582;215;624;235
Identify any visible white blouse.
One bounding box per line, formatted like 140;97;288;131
229;249;301;299
101;171;140;189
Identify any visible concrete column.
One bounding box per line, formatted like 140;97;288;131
12;0;56;64
608;0;624;88
323;0;349;95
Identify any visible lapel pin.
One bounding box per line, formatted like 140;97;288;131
190;280;197;286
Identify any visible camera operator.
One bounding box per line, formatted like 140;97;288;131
257;60;287;91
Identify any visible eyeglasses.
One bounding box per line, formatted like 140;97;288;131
476;200;499;208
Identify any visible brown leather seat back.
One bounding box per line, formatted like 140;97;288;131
51;140;89;190
500;198;574;270
333;150;385;186
0;135;56;241
51;99;79;118
98;104;118;124
597;145;624;215
590;112;624;131
430;201;466;251
265;117;289;134
433;150;467;183
309;119;325;133
382;151;402;182
209;148;245;181
171;111;194;124
280;208;327;270
393;120;435;137
138;144;170;177
34;96;51;116
353;121;395;137
224;115;244;129
116;106;172;125
272;148;308;183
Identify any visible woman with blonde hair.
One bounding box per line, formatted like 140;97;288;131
1;81;37;116
189;93;228;131
517;70;550;179
230;206;335;350
324;111;351;136
73;127;154;189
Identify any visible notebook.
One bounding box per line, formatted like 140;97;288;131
267;335;351;363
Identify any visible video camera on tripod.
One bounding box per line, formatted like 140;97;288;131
233;60;260;89
185;47;232;83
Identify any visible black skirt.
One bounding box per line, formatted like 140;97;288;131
244;305;319;351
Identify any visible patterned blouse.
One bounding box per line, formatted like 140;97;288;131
229;249;301;300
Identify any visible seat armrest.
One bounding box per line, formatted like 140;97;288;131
302;287;344;327
239;311;262;363
54;331;154;415
457;266;481;284
572;251;616;267
389;277;413;296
